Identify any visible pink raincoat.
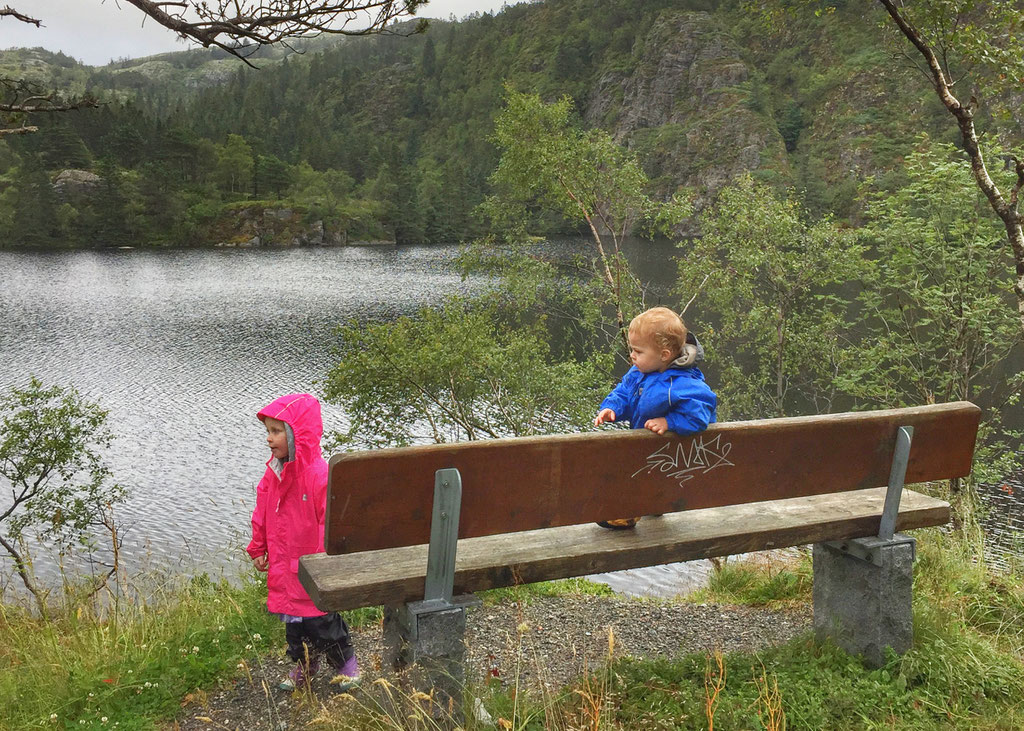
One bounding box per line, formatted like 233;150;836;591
246;393;328;617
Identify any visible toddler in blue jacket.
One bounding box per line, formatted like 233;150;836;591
593;306;718;528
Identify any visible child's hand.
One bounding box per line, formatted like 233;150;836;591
253;554;269;572
594;408;616;427
644;417;669;435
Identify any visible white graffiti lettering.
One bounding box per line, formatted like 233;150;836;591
632;434;734;487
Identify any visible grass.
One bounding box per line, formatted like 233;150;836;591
686;552;813;608
479;577;616;605
2;532;1023;730
0;568;377;730
569;533;1024;730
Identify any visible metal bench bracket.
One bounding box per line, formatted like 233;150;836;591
824;424;916;566
878;425;914;540
824;533;917;567
423;467;462;606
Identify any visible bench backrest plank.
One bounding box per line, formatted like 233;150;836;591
325;402;979;554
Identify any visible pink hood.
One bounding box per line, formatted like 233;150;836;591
258;393;325;471
246;393;328;617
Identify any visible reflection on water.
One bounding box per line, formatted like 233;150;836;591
1;241;1021;588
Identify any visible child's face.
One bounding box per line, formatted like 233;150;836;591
264;417;289;460
628;331;674;374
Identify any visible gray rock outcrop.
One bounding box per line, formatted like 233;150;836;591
52;169;102;200
584;11;789;229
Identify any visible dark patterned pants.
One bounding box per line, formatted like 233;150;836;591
284;612;354;669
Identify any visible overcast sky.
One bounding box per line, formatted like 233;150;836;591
2;1;515;66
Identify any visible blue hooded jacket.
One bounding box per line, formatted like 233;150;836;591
599;343;718;434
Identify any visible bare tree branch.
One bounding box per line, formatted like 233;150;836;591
0;5;39;25
0;99;100;113
0;78;100;137
1;0;424;135
0;124;38;135
121;0;428;64
1009;155;1024;208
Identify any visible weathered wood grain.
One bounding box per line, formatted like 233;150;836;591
302;487;949;612
325;402;978;554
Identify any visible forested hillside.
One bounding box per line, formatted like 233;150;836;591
0;0;1017;248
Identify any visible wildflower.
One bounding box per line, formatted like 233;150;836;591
192;646;200;654
49;714;57;722
88;693;94;698
245;644;253;651
217;625;225;631
252;633;261;641
144;682;152;688
101;717;108;724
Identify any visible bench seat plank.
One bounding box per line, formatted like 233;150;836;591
301;486;949;612
326;402;978;554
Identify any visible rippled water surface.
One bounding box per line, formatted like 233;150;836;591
1;245;484;577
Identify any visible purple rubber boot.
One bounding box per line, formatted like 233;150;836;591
279;657;320;691
330;655;360;692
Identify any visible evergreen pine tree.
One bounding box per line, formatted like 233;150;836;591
91;158;131;247
8;154;59;247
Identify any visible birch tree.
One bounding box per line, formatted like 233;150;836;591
878;0;1024;338
0;379;125;618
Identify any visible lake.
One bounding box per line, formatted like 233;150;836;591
0;245;488;581
1;242;1021;592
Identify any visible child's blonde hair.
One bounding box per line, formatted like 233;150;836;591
628;307;688;357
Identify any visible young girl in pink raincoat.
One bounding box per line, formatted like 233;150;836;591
246;393;360;692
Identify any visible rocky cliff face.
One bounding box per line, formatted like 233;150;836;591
585;11;789;225
207;205;328;247
206;205;393;247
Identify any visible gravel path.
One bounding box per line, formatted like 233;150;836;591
170;595;811;730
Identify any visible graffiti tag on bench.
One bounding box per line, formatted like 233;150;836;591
632;434;734;487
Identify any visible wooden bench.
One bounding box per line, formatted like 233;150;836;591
300;402;979;702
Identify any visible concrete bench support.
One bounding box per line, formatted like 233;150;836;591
812;535;916;668
383;595;478;718
813;423;918;668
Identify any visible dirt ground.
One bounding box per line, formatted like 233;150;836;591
168;595;811;730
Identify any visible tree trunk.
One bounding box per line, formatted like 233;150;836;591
776;304;786;417
0;534;49;620
561;180;629;351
